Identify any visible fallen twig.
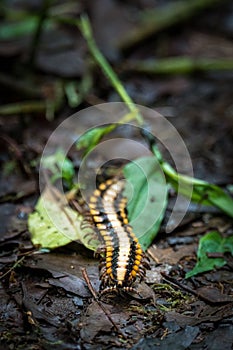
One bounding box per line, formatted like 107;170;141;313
81;268;127;339
0;256;26;280
0;250;36;280
160;272;233;304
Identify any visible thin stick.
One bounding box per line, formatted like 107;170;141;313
0;249;38;280
81;268;127;339
0;256;25;280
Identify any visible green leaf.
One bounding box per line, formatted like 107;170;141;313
28;185;100;251
146;141;233;219
0;13;53;41
123;156;168;251
157;150;233;218
76;124;116;155
186;231;233;278
41;149;75;189
28;186;81;248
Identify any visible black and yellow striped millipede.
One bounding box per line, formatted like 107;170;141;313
83;177;150;296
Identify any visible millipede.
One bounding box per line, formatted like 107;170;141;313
85;177;150;296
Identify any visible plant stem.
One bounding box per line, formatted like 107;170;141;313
124;57;233;75
118;0;228;50
29;0;53;66
78;15;144;126
0;101;46;115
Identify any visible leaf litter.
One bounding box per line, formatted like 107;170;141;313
0;0;233;349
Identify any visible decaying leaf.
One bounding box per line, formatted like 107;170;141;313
28;185;99;251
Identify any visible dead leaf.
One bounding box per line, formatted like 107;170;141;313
48;274;91;298
166;303;233;327
196;286;233;304
148;244;197;265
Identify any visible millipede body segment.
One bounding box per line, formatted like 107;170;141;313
88;178;149;293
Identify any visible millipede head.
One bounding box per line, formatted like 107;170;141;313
99;286;118;297
121;286;142;297
98;285;143;300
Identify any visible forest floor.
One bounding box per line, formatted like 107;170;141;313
0;0;233;349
